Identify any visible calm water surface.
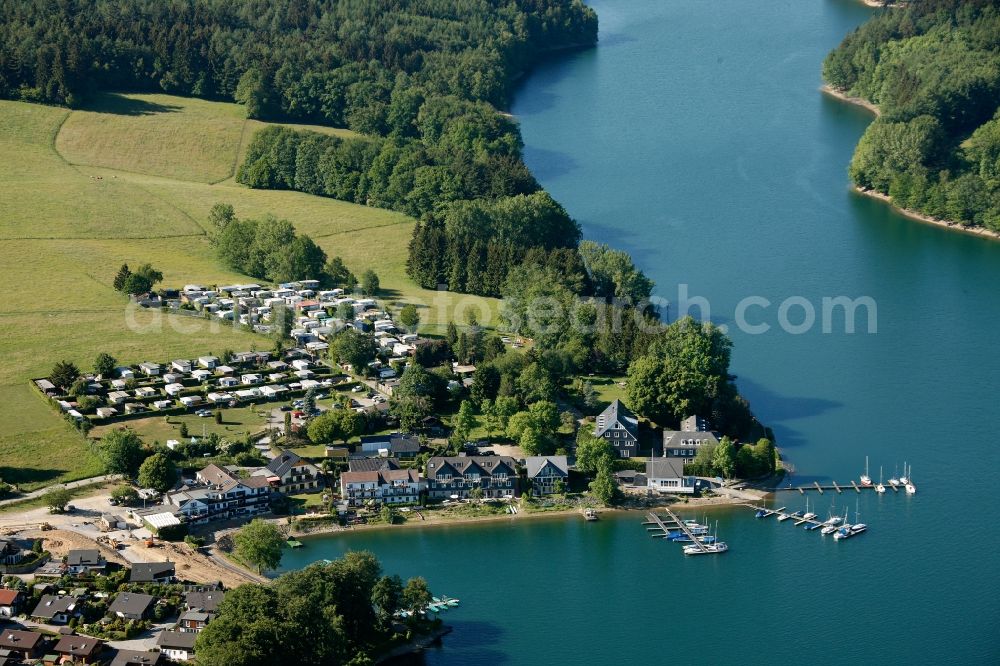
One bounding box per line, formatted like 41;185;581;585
283;1;1000;662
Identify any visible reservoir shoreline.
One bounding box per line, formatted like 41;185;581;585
822;84;1000;241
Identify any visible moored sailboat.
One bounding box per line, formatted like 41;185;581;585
860;455;872;486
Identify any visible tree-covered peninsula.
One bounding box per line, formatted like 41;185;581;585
823;0;1000;232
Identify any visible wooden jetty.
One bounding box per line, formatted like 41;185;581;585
765;479;910;494
743;503;831;532
643;509;709;554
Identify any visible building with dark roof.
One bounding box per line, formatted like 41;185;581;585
0;629;45;660
130;562;175;583
524;456;569;495
110;648;163;666
185;589;224;613
340;468;423;507
53;634;103;664
425;456;518;499
347;457;400;473
108;592;155;620
647;457;695;495
661;414;720;464
30;594;78;623
157;630;197;661
66;549;107;574
594;399;640;458
255;449;322;494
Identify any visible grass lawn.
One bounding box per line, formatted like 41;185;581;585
0;93;497;489
578;374;628;409
91;406;275;443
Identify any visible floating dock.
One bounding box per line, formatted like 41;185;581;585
765;480;903;494
743;504;833;531
642;509;710;554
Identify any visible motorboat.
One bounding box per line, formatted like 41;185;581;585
684;542;728;555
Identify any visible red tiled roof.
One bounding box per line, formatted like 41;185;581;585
0;588;21;605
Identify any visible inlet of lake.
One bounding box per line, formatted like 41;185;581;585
280;1;1000;662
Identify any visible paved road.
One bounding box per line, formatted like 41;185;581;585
0;474;118;508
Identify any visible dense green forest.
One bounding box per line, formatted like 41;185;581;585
195;551;436;665
0;0;599;294
823;0;1000;231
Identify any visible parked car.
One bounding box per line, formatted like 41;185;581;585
279;405;292;412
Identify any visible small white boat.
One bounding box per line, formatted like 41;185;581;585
821;524;838;535
850;523;867;535
875;466;885;493
776;512;791;522
684;542;728;555
888;464;899;487
899;461;909;485
905;482;916;494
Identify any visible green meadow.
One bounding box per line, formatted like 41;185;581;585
0;93;497;489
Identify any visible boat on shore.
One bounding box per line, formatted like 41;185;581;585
583;508;599;521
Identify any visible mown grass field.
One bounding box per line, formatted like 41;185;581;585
0;93;497;489
90;406;274;444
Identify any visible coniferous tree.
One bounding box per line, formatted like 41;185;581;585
113;264;131;292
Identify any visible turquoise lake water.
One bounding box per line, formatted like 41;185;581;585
282;1;1000;662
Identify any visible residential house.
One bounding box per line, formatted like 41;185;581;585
340;469;424;507
594;399;640;458
178;609;212;632
646;457;696;495
256;450;322;494
110;649;163;666
524;456;570;495
0;538;25;565
108;592;155;621
661;415;720;464
0;629;44;661
52;634;103;664
164;383;184;397
157;631;196;661
96;407;118;418
31;595;78;624
66;549;106;574
130;562;174;584
107;391;130;405
185;590;224;614
0;588;23;616
425;456;518;500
